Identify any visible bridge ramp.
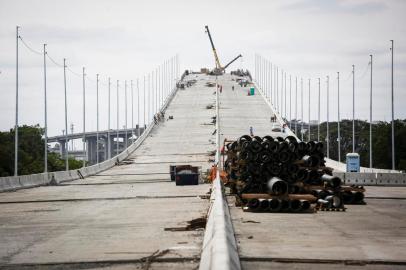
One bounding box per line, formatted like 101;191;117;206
0;74;216;269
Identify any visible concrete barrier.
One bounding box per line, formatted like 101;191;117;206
18;173;50;188
0;177;22;192
0;83;180;193
344;172;377;186
376;173;406;186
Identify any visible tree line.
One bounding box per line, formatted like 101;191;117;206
0;125;83;177
303;119;406;171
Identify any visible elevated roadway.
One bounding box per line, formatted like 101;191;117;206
0;74;216;269
0;73;405;270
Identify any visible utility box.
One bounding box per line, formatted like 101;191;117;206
175;172;199;186
346;153;360;172
170;165;200;185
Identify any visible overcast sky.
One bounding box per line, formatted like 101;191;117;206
0;0;405;137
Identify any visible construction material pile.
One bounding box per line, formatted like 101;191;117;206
223;135;365;213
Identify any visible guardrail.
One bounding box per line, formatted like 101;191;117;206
0;80;180;193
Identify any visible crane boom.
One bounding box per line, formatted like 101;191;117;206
205;25;222;69
223;54;242;70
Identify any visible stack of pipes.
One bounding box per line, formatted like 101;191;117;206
224;135;365;213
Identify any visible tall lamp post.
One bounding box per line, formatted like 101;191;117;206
390;40;395;170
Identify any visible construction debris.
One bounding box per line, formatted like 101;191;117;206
206;82;216;87
223;135;366;213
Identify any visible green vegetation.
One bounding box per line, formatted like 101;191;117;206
0;125;83;177
303;119;406;171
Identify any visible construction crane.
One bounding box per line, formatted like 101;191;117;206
204;25;242;75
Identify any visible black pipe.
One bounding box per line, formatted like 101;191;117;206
325;195;342;208
342;190;354;204
259;199;270;211
307;141;317;153
302;155;320;167
278;151;290;163
279;199;290;211
290;199;302;212
321;174;342;188
269;198;281;212
267;177;288;195
353;191;365;203
295;168;309;182
300;200;311;211
247;198;260;210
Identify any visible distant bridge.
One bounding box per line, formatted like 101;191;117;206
48;127;145;165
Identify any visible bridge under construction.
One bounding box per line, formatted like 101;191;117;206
0;73;405;270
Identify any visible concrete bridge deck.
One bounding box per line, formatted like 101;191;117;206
218;74;406;269
0;73;405;269
0;74;216;269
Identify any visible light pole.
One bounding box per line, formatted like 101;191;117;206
82;68;86;166
278;67;280;112
151;71;154;119
137;78;140;137
308;78;311;141
143;76;146;129
131;80;134;140
318;78;320;142
289;75;292;129
281;70;284;117
107;77;111;159
327;75;330;159
148;74;150;125
43;44;48;172
124;80;128;149
301;78;303;141
337;72;341;162
390;40;395;170
116;80;119;156
285;73;287;120
63;58;69;171
295;77;298;135
269;63;275;104
369;55;373;168
156;68;158;113
14;26;20;176
96;74;99;163
352;65;355;153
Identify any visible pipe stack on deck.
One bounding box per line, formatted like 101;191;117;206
224;135;365;212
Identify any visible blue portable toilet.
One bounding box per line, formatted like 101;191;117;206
346;153;360;172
